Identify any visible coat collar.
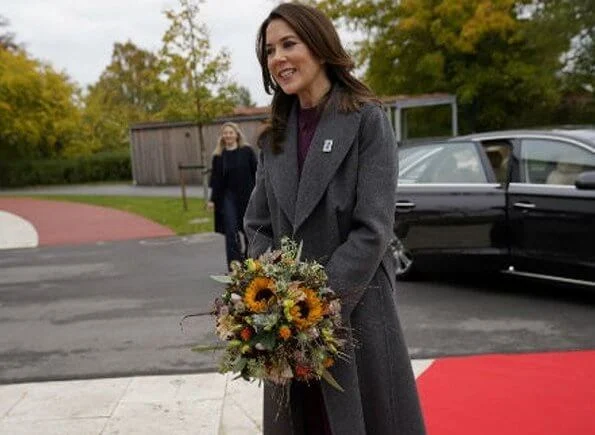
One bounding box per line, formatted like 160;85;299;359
268;86;362;231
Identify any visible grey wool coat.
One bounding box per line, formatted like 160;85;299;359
243;87;426;435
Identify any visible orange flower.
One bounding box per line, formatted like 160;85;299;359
295;365;311;379
244;277;276;312
240;326;253;341
278;325;292;341
323;357;334;368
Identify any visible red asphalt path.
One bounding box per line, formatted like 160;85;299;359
0;197;174;247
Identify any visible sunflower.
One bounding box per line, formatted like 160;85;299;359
289;288;324;330
244;277;276;312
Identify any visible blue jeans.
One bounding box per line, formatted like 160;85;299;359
222;192;245;269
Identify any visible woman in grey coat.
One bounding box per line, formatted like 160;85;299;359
244;3;426;434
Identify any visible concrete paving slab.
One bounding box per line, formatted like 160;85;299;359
0;418;108;435
3;378;131;422
221;377;263;435
0;383;27;417
120;373;227;404
0;361;434;435
102;399;221;435
220;398;262;435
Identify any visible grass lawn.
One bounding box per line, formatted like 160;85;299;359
26;195;214;235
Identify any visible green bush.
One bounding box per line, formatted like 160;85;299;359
0;151;132;188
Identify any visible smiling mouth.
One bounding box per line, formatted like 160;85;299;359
277;68;296;80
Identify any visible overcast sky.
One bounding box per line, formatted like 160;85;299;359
2;0;285;106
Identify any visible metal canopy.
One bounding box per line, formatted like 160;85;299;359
382;93;458;142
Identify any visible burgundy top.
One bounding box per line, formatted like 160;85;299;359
297;106;322;174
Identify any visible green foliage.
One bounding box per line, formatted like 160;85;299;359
315;0;579;132
0;15;18;51
160;0;236;121
82;41;166;152
229;85;256;108
158;0;238;163
0;151;131;188
0;48;88;160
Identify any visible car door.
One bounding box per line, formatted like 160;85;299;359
508;137;595;282
395;141;508;272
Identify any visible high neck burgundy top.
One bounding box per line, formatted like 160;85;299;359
297;105;322;175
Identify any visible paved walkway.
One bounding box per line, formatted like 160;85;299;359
0;197;174;249
0;183;206;199
0;361;435;435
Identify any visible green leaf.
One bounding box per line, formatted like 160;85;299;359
210;275;232;284
232;357;248;373
256;332;277;351
322;368;345;393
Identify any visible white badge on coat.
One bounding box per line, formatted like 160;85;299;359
322;139;333;153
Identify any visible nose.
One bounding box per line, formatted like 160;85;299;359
269;48;285;68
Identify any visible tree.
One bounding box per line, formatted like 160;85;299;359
83;41;166;151
315;0;568;131
159;0;236;165
0;49;86;160
0;15;18;52
537;0;594;93
229;85;256;107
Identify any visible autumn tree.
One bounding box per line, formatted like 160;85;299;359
83;41;166;151
0;48;87;160
0;15;18;52
315;0;569;131
160;0;234;164
159;0;237;166
229;85;256;107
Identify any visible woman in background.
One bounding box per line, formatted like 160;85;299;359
208;122;257;269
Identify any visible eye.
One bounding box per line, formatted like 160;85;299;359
282;40;296;49
265;46;274;57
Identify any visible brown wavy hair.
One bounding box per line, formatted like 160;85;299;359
256;2;378;153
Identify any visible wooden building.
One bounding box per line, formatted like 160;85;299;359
129;93;457;185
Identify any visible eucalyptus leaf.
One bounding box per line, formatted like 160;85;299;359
210;275;232;284
322;369;345;392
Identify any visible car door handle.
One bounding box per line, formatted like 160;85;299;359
395;201;416;209
513;202;536;210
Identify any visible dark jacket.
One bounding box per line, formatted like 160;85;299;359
244;87;426;435
209;145;257;234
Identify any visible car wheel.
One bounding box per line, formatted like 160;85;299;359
391;238;416;280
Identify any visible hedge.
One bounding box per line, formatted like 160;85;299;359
0;151;132;188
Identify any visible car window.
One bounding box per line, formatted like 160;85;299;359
481;141;512;183
399;142;487;184
520;139;595;185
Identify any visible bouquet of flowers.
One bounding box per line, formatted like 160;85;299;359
212;237;346;390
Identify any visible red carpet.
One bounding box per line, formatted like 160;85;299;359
417;351;595;435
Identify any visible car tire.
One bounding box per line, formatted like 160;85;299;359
391;237;417;280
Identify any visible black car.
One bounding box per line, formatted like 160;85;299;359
392;128;595;286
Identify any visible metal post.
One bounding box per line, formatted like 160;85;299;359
451;102;459;137
179;164;188;211
394;107;402;142
202;169;209;205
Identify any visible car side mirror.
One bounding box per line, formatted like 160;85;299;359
575;171;595;190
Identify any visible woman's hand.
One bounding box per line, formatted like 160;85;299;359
206;201;215;211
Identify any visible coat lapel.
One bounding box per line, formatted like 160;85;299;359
294;90;361;231
268;105;299;224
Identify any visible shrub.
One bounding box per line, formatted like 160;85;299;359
0;151;132;188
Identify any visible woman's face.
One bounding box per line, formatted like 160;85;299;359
222;126;238;146
265;18;329;107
